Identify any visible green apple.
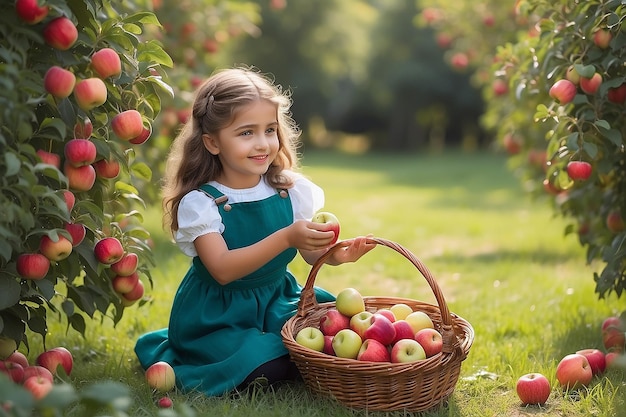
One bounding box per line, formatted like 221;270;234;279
335;287;365;317
405;311;434;334
390;339;426;363
390;303;413;320
332;329;362;359
295;327;325;352
349;311;373;338
0;336;17;360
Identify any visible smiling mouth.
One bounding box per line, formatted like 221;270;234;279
250;155;268;161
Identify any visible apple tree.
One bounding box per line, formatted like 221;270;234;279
0;0;173;353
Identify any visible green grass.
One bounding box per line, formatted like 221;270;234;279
40;150;625;416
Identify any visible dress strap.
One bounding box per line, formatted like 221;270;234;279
198;184;229;206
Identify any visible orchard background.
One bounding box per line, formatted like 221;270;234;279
0;0;625;415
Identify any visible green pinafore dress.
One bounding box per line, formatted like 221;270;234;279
134;184;334;396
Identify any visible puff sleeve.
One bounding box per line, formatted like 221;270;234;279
174;190;224;257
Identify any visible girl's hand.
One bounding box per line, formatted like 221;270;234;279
286;220;336;251
327;235;376;265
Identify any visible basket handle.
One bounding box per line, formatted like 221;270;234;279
297;236;461;355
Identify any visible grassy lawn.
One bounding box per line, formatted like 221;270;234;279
38;150;625;416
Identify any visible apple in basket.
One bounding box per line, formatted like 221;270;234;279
319;308;350;336
357;339;390;362
391;320;416;345
414;328;443;357
332;329;362;359
361;313;396;346
295;327;325;352
349;311;374;338
390;339;426;363
405;311;434;334
335;287;365;317
390;303;413;320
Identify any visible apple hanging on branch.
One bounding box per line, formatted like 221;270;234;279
312;211;340;245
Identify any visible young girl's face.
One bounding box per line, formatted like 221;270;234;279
203;99;280;189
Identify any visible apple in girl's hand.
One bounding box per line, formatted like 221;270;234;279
16;253;50;280
389;303;413;320
295;327;325;352
575;348;606;376
145;361;176;392
361;314;396;346
335;287;365;317
312;211;340;245
319;308;350;336
23;375;54;400
414;328;443;357
391;320;415;345
555;353;593;390
94;237;124;264
357;339;391;362
516;373;551;405
36;347;73;376
405;311;434;334
390;339;426;363
332;329;362;359
349;311;373;338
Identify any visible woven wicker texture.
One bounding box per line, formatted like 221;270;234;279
281;237;474;412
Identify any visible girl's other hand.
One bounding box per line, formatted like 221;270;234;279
286;220;336;251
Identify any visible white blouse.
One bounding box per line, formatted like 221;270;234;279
175;173;325;257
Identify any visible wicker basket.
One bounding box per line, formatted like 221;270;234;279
281;237;474;412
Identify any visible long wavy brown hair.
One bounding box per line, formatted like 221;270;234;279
161;67;302;235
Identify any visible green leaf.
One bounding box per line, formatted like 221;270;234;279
4;151;21;176
123;12;161;27
130;161;152;181
80;381;132;410
0;278;21;310
594;119;611;130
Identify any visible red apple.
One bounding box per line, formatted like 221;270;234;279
111;253;138;276
311;211;340;245
390;338;426;363
157;397;173;408
36;149;61;168
36;347;73;376
90;48;122;79
122;279;144;302
16;253;50;280
64;222;86;247
43;66;76;99
128;123;153;145
94;237;124;265
593;29;612;49
492;79;508;96
22;365;54;383
502;133;522;154
602;316;624;332
62;190;75;213
516;373;551;405
375;309;396;323
555;353;593;390
391;319;415;345
15;0;50;24
549;79;577;104
73;78;107;110
576;348;606;376
6;351;29;369
145;361;176;392
64;139;97;167
93;158;120;179
605;351;623;368
322;335;335;355
319;308;350;337
566;161;592;181
23;375;54;400
0;361;25;383
73;117;93;138
111;272;140;294
580;72;603;95
39;234;72;261
349;311;374;338
606;211;625;233
603;327;625;352
607;84;626;104
357;339;391;362
450;52;469;69
361;313;396;346
414;328;443;357
111;110;144;141
64;163;96;192
43;17;78;51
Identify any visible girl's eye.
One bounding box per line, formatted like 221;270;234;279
266;127;276;134
240;130;253;136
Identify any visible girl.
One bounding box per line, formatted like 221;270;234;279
134;67;375;396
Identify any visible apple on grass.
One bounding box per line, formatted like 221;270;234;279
23;375;54;400
405;311;434;334
91;48;122;79
391;320;416;345
43;17;78;51
64;222;86;247
332;329;362;359
15;0;50;24
64;163;96;192
349;311;374;338
602;316;624;332
555;353;593;390
64;139;97;167
16;253;50;280
357;339;391;362
111;253;139;276
335;287;365;317
157;397;173;408
390;339;426;363
576;349;606;376
0;361;25;383
23;365;54;383
311;211;340;245
145;361;176;392
43;66;76;99
361;313;396;346
94;237;124;265
73;78;107;111
390;303;413;320
319;308;350;337
39;235;73;262
516;373;551;405
415;328;443;357
36;347;73;376
6;351;30;369
111;110;144;141
603;327;625;352
36;149;61;168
